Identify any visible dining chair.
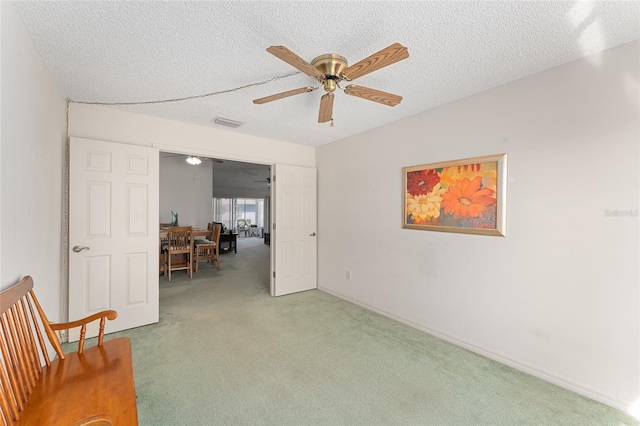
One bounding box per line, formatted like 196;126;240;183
193;223;221;272
159;223;170;275
162;226;193;281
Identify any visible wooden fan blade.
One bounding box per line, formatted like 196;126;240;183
266;46;324;79
341;43;409;81
343;85;403;106
318;93;334;123
253;87;315;104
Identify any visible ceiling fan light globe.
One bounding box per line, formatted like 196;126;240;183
323;80;338;93
186;156;202;165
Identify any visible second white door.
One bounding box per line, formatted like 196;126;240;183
271;164;317;296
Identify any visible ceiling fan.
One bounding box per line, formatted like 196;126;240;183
253;43;409;124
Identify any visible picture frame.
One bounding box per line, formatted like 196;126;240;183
402;154;507;236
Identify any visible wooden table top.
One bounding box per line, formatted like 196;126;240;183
159;228;209;239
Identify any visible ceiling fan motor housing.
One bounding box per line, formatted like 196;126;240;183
312;54;347;92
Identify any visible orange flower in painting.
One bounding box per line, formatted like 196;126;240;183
441;176;496;218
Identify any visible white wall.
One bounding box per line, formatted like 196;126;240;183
69;103;315;169
1;3;66;326
160;157;213;229
317;40;640;412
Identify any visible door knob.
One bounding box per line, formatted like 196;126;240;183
72;246;90;253
310;232;316;237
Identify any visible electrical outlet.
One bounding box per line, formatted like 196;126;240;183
346;270;351;280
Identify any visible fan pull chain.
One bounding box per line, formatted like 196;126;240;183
330;118;334;127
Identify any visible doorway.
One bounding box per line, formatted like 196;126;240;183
158;151;318;297
159;152;272;287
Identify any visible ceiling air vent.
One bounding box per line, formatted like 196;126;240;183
212;116;244;128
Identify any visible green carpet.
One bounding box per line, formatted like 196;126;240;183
74;237;638;425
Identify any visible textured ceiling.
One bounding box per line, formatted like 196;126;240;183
15;1;640;148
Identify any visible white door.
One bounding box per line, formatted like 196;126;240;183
271;164;317;296
69;137;159;341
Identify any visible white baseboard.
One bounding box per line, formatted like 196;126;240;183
318;286;634;415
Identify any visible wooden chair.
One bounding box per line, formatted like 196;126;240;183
162;226;193;281
0;276;137;425
159;223;170;275
193;223;222;272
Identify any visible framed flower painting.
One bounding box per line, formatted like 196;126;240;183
402;154;507;236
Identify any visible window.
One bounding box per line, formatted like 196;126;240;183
212;198;233;230
213;198;265;230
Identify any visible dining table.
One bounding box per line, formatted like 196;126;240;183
159;227;211;274
159;228;210;240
